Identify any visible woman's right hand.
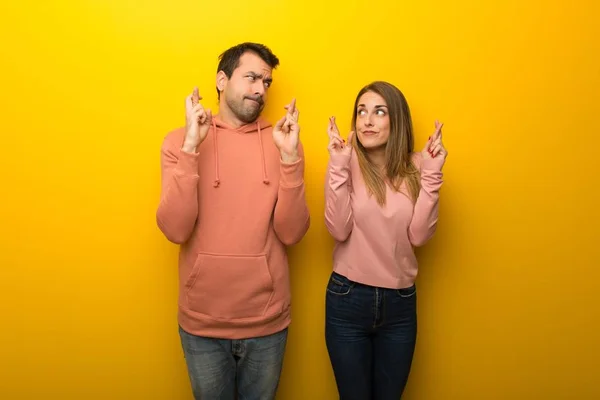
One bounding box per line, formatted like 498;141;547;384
327;116;354;158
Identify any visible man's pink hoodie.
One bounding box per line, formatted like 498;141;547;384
156;116;310;339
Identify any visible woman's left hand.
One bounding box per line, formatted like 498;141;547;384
422;120;447;160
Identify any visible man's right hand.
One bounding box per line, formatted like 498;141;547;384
182;87;212;153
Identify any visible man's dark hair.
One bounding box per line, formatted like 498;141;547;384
216;42;280;99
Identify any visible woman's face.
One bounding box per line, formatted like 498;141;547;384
355;91;390;150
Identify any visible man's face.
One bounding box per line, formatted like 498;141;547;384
219;52;273;123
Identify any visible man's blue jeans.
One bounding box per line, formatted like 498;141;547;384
179;326;288;400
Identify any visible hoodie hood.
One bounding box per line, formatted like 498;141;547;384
212;116;272;132
210;116;273;188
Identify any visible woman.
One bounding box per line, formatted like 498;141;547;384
324;81;447;399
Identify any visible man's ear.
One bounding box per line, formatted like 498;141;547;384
216;71;227;93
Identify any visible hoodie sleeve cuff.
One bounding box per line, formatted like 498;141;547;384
420;156;444;173
176;149;200;177
279;157;304;188
329;153;351;168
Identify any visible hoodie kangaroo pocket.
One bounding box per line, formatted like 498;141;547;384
185;252;275;319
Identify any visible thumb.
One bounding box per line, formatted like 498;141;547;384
423;135;432;151
347;130;355;144
274;115;286;130
205;108;212;123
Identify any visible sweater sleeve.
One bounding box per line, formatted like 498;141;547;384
408;153;444;246
272;142;310;246
155;133;200;244
324;152;353;242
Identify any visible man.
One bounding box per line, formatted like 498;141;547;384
156;42;310;399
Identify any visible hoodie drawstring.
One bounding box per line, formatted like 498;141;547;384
211;119;269;188
212;119;220;187
257;123;269;185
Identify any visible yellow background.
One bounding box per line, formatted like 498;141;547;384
1;0;599;398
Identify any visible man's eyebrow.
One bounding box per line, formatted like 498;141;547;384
246;71;273;84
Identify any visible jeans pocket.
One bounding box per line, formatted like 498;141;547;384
326;272;355;296
396;284;416;298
